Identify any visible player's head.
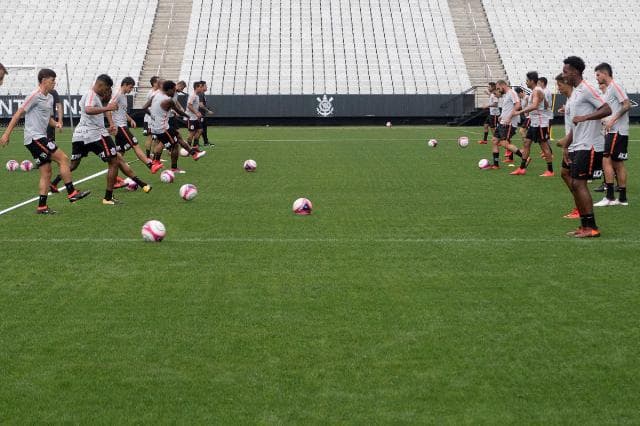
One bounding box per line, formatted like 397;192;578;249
37;68;57;92
193;81;203;92
488;81;496;89
120;77;136;94
539;77;548;88
555;73;572;96
94;74;114;98
150;76;159;88
162;80;177;96
495;79;509;94
514;86;525;98
598;82;607;94
176;80;186;91
199;80;208;91
562;56;585;86
525;71;539;89
594;62;613;85
100;87;112;104
0;63;7;86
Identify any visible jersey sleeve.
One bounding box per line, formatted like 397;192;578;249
586;86;605;109
21;91;39;112
612;83;629;103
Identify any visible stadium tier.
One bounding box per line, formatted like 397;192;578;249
179;0;472;95
483;0;640;92
0;0;157;95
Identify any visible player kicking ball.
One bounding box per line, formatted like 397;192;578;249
0;68;89;214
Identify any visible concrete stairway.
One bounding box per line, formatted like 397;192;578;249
448;0;507;104
135;0;192;108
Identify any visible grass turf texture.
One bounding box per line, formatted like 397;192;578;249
1;125;639;423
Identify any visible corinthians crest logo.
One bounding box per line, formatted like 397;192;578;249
316;95;334;117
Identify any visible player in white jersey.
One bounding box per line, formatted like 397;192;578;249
561;56;611;238
479;82;499;144
63;75;152;205
511;72;554;176
490;80;527;169
593;63;631;207
186;81;206;148
143;80;206;174
554;74;579;219
538;77;554;126
144;76;161;158
0;68;89;214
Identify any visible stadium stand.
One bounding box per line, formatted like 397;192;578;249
483;0;640;92
0;0;157;95
179;0;472;95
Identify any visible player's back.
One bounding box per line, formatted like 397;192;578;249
149;92;170;134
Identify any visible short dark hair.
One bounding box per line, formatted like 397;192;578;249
563;56;585;74
37;68;56;83
121;77;135;86
488;82;496;87
496;79;507;86
594;62;613;77
514;87;524;94
555;73;566;82
198;80;206;85
96;74;113;87
193;81;202;90
150;76;159;86
526;71;539;83
539;77;548;85
163;80;176;92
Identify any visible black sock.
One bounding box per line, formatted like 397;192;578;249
132;177;146;187
64;182;75;194
581;213;597;229
38;195;47;208
521;159;528;169
618;187;627;202
146;162;152;169
483;132;488;141
189;148;197;155
547;162;553;172
52;175;62;186
515;149;523;158
105;190;113;201
493;152;499;166
146;149;151;158
194;139;200;147
154;153;162;161
605;182;615;200
171;162;178;169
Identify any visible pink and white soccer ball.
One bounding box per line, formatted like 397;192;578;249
20;160;33;171
123;177;138;191
478;159;490;169
427;139;438;148
385;121;392;127
141;220;166;242
6;160;19;171
458;136;469;148
179;183;198;201
160;170;175;183
292;197;313;215
243;159;257;172
179;148;190;157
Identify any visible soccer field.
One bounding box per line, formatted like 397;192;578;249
1;125;639;423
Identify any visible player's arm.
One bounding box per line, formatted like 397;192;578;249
515;91;542;115
141;98;153;116
605;99;631;132
507;100;521;122
105;111;117;134
85;101;117;115
49;117;61;129
167;99;188;118
0;107;26;146
187;103;201;118
573;103;612;124
126;113;137;128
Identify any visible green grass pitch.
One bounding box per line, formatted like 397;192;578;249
1;124;639;423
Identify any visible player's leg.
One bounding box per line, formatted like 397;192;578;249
480;120;489;144
561;159;578;218
595;133;617;205
611;134;629;204
568;150;601;237
174;130;206;160
115;152;152;193
539;138;554;177
149;134;166;174
491;134;501;168
50;148;90;201
36;162;54;213
170;144;180;171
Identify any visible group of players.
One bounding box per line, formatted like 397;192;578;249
479;56;631;238
0;68;211;213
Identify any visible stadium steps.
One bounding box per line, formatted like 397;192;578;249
135;0;193;108
448;0;507;103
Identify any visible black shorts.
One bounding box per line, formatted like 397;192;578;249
152;129;179;149
169;116;183;130
46;125;56;141
526;126;550;143
187;119;202;131
143;121;149;136
519;116;530;129
484;114;499;128
115;127;139;152
604;133;629;161
569;149;603;180
84;136;118;162
495;124;516;141
71;141;88;160
26;138;58;166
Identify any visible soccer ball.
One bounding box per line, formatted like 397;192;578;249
478;159;490;169
243;159;257;172
385;121;392;127
20;160;33;171
160;170;175;183
123;177;138;191
179;147;189;157
292;197;313;215
141;220;166;242
179;183;198;201
427;139;438;147
458;136;469;148
6;160;19;171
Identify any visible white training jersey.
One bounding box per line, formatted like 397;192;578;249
543;87;553;120
186;92;200;120
21;89;53;145
500;88;520;127
149;92;171;134
489;93;500;116
143;89;158;123
604;80;630;136
566;80;606;152
528;87;547;127
110;89;129;128
563;97;572;137
74;90;109;143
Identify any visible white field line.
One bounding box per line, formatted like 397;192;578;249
0;237;638;244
